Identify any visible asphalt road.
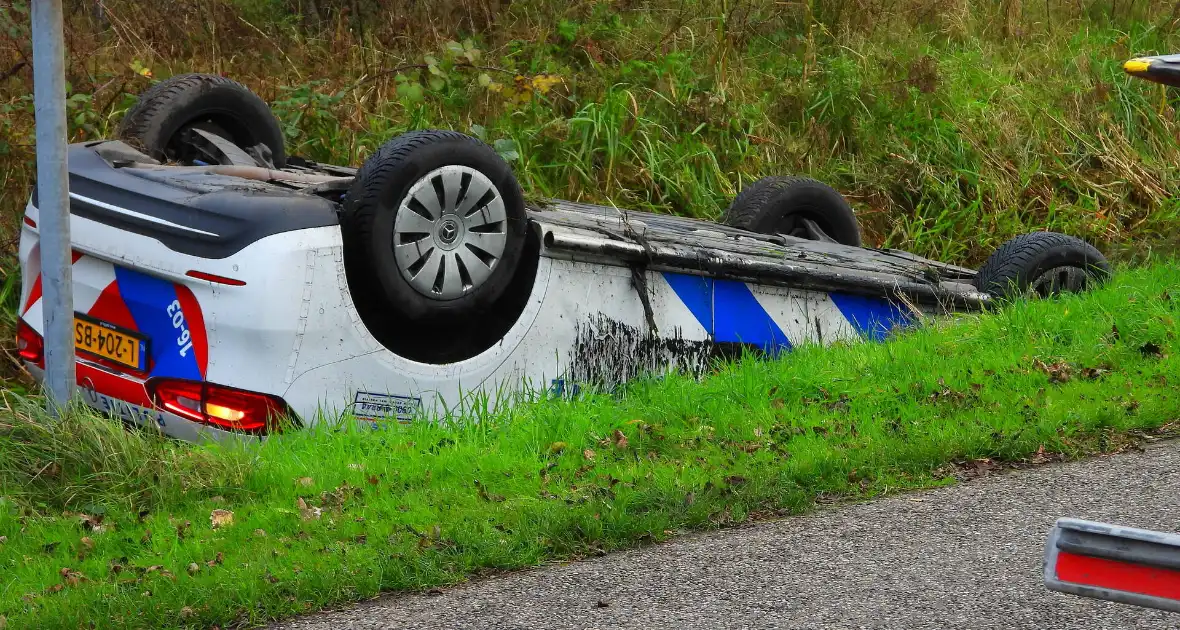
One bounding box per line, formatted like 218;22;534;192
275;441;1180;630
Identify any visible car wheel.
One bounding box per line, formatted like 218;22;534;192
341;130;529;323
974;231;1111;300
723;176;862;246
117;73;286;168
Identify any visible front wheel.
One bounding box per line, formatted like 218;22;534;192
117;73;286;168
722;176;862;246
974;232;1110;300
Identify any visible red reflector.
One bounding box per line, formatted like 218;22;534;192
16;319;44;367
185;270;246;286
1056;551;1180;601
145;378;292;434
23;216;36;228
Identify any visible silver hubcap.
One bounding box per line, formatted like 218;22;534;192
1030;265;1090;297
393;165;508;300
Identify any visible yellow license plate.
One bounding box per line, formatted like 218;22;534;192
74;314;147;372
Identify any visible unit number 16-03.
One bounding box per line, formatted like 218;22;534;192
166;300;194;357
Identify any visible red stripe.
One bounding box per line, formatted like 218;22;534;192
76;361;152;407
1057;551;1180;601
23;275;42;315
22;250;84;315
174;283;208;378
86;281;140;332
185;270;246;286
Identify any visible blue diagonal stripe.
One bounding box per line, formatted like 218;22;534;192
114;266;201;380
828;292;912;341
712;280;791;352
662;272;791;353
661;272;713;334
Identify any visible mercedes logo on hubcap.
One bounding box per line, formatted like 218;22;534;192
438;219;459;244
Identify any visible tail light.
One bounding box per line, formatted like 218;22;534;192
145;377;294;434
16;319;44;367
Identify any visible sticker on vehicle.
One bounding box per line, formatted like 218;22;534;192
352;391;422;422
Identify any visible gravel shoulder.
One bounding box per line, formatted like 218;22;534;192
274;441;1180;630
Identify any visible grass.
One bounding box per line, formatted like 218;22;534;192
1;263;1179;628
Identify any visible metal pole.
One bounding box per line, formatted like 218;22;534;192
30;0;75;415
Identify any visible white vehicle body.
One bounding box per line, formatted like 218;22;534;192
17;141;988;441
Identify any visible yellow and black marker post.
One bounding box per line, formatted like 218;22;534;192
1124;54;1180;88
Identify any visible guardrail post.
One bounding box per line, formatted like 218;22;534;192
30;0;76;415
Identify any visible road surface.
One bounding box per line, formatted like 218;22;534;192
275;440;1180;630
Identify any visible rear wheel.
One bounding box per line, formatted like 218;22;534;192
341;130;529;324
723;176;862;246
117;73;286;168
974;232;1110;300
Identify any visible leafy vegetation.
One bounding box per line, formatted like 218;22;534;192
1;263;1179;628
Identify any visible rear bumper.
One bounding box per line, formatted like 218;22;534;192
25;361;250;443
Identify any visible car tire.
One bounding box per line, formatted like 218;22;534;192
723;176;862;246
117;73;286;168
341;130;529;323
974;231;1110;300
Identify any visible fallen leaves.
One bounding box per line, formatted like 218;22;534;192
320;483;358;510
1026;445;1065;465
210;510;234;529
612;429;628;449
1032;358;1072;383
297;498;322;521
78;513;106;533
36;461;61;480
583;448;596;461
413;524;444;550
1139;342;1166;358
78;536;95;559
474;479;505;503
1081;366;1108;380
59;567;88;586
144;565;176;580
297;477;314;488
